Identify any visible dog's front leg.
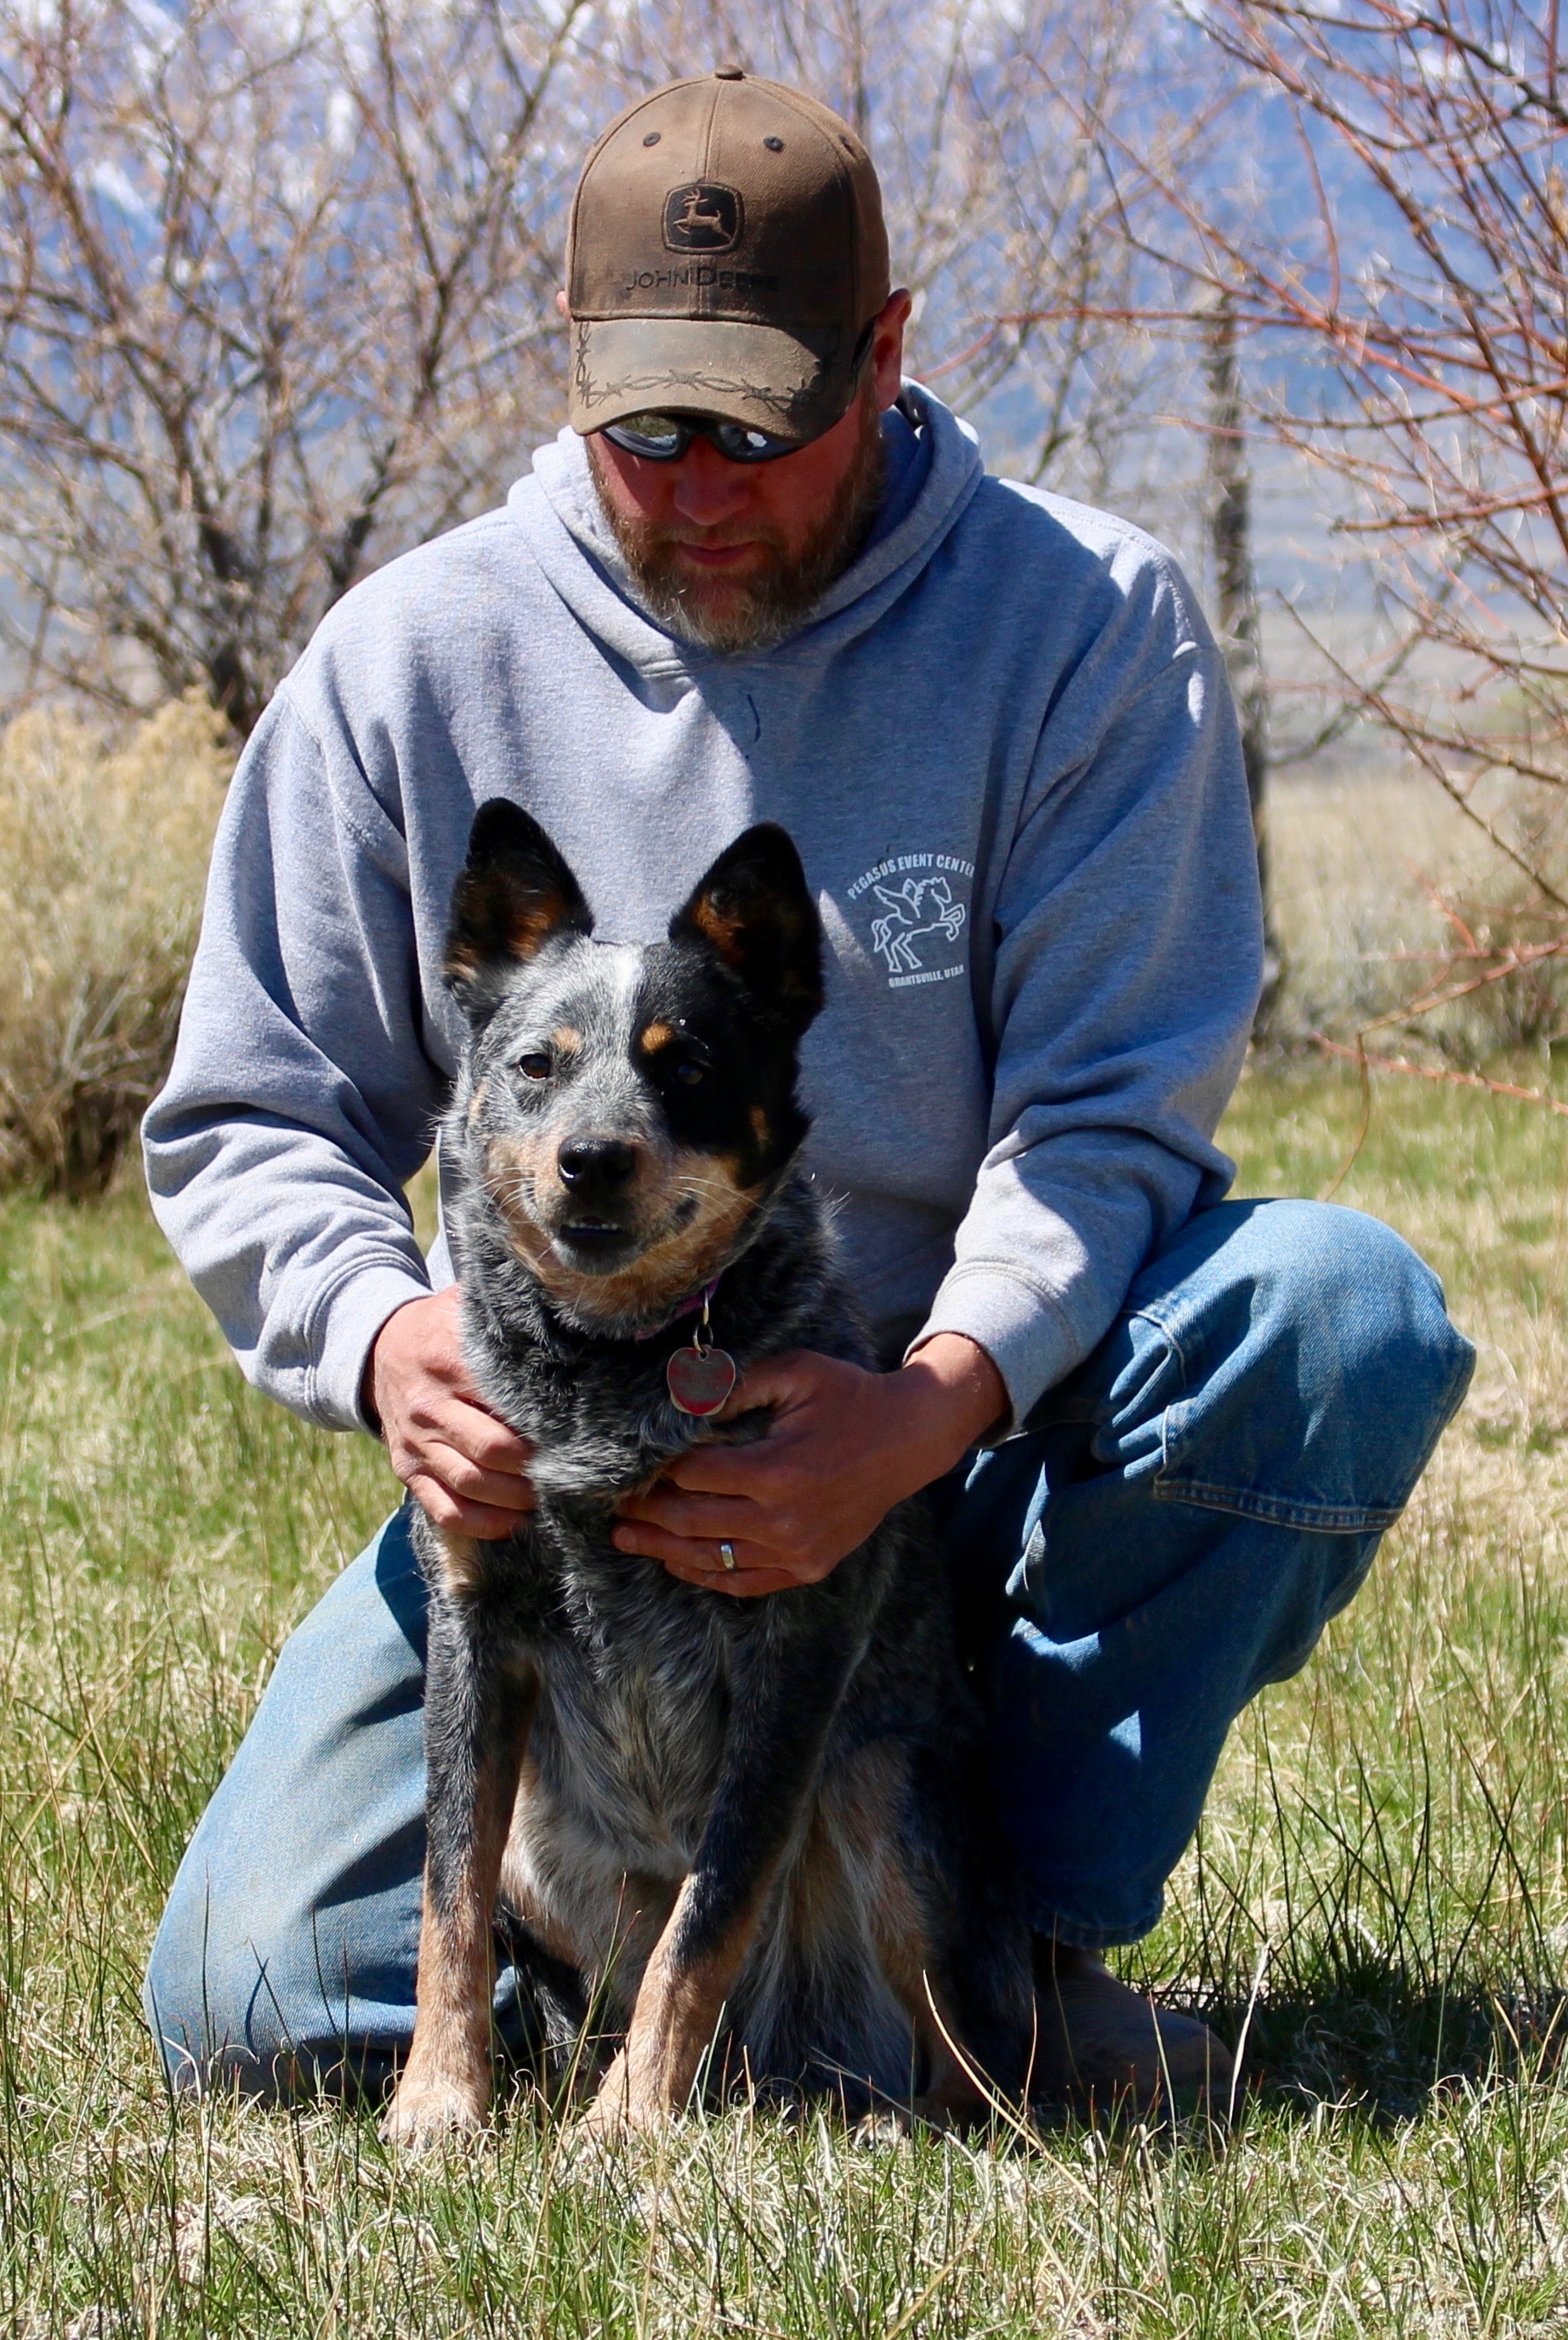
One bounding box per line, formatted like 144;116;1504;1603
587;1608;862;2135
384;1572;536;2147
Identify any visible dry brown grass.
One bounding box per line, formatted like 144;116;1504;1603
1269;760;1568;1061
0;694;231;1194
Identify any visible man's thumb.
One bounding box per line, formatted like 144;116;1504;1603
713;1349;815;1423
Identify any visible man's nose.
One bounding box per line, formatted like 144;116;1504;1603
669;438;755;526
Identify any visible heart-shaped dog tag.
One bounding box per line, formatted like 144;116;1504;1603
667;1343;738;1417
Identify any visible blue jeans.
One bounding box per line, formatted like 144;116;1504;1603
143;1200;1474;2094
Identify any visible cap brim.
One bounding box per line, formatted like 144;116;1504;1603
569;316;863;441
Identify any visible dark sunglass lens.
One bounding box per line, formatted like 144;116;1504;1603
605;415;687;459
711;423;797;462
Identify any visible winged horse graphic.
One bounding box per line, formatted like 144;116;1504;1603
870;875;967;975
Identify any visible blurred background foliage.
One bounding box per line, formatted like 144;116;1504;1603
0;0;1563;1187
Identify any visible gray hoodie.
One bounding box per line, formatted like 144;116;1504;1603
143;384;1263;1437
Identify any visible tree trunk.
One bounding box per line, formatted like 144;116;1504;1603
1202;289;1284;1034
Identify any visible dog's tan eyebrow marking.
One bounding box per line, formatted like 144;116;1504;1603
749;1106;770;1147
550;1026;582;1052
639;1022;676;1054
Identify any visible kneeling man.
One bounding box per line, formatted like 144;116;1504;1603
141;68;1474;2111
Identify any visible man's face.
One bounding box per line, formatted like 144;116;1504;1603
586;292;911;656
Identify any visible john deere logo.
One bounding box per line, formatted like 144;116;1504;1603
662;182;743;253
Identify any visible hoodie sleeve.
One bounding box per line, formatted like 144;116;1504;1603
909;542;1263;1428
142;689;443;1432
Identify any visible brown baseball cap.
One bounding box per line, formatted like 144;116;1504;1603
566;68;891;444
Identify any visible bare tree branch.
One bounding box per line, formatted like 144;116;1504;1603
0;0;595;731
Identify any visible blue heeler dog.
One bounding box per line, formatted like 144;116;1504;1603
383;800;1034;2143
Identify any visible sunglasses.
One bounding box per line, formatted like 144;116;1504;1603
599;323;877;466
600;413;811;463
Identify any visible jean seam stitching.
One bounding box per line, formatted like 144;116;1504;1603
1124;1292;1190;1342
1150;1477;1404;1532
1137;1309;1192;1482
1150;1321;1474;1536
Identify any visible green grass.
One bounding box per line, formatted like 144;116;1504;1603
5;1059;1568;2334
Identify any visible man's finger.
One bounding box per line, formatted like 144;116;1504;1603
617;1520;819;1596
408;1475;531;1542
657;1553;803;1599
613;1486;757;1541
712;1354;817;1420
423;1399;533;1474
424;1441;537;1511
656;1440;789;1497
614;1519;754;1568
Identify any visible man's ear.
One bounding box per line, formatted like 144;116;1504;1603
669;824;825;1036
445;799;594;1017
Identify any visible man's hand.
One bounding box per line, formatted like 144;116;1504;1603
366;1288;536;1538
612;1332;1007;1598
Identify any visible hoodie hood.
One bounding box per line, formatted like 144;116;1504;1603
509;381;986;682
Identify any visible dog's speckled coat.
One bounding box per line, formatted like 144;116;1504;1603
385;803;1032;2141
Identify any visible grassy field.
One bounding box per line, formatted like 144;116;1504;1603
5;1057;1568;2335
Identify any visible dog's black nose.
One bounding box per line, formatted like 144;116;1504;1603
558;1138;637;1190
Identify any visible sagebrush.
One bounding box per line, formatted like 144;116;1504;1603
0;694;230;1196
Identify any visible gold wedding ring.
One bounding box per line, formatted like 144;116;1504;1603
719;1541;736;1571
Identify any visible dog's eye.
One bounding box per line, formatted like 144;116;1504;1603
673;1059;706;1087
517;1052;553;1082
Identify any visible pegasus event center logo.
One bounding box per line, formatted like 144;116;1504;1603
846;853;974;991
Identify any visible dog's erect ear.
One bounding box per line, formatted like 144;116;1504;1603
445;800;594;1015
669;824;824;1035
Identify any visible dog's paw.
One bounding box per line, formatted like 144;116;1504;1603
381;2069;491;2150
577;2087;638;2143
851;2108;912;2149
577;2053;669;2144
850;2088;993;2146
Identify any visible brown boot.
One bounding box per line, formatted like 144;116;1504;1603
1030;1941;1234;2119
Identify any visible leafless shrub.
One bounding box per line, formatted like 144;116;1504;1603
1183;0;1565;1071
0;0;1229;738
0;0;594;734
1366;866;1568;1058
1003;0;1568;1069
1203;9;1562;769
0;693;230;1192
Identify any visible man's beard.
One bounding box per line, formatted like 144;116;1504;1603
587;389;888;656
